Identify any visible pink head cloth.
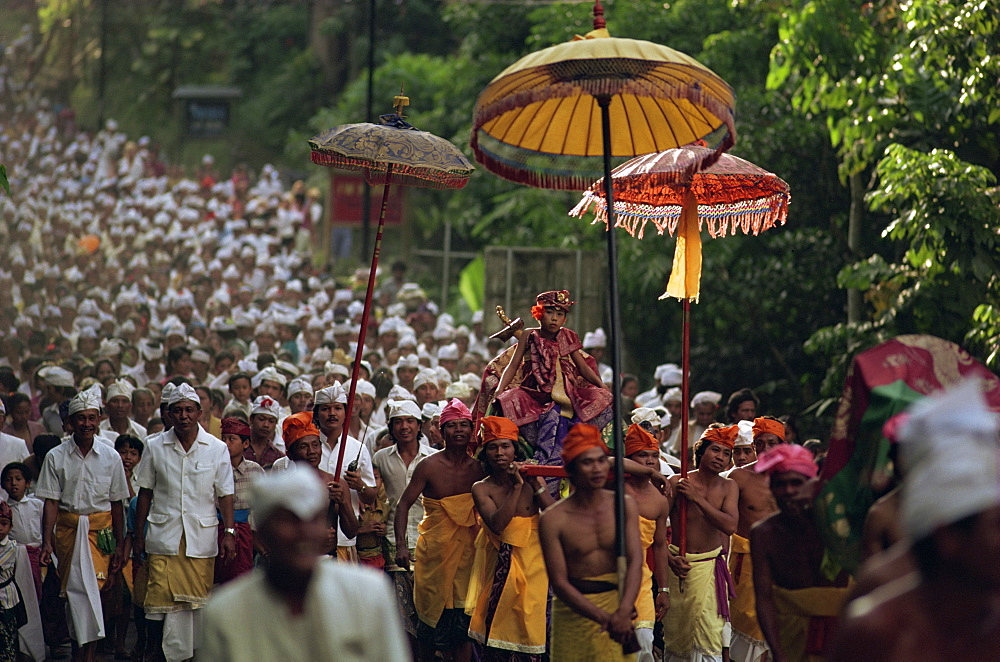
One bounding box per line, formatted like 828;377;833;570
439;398;472;425
754;444;818;479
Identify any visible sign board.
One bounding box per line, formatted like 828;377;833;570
184;100;230;137
329;172;405;226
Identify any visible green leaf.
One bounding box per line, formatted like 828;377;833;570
0;165;9;198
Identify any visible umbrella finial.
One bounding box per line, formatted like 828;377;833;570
393;84;409;118
592;0;606;30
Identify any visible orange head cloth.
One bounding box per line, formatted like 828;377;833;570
281;411;320;450
700;424;738;449
561;423;608;465
480;416;519;444
624;423;658;457
752;417;786;442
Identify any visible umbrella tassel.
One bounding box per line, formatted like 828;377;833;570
660;190;702;302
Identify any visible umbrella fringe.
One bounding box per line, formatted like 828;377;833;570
310;151;473;190
470;149;608;192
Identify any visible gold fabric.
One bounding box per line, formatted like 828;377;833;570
414;494;478;628
634;516;657;629
663;545;725;659
772;584;850;662
551;572;635;662
54;510;112;594
729;534;766;647
144;535;214;614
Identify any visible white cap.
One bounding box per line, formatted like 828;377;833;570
388;400;423;420
691;390;722;409
631;407;660;427
412;369;438;392
324;362;350;379
736;420;754;447
251;463;328;525
107;379;134;401
252;366;287;390
166;383;200;406
445;381;472;400
899;379;1000;541
459;373;481;391
634;388;662;408
314;383;347;405
583;328;607;349
395;354;420;371
655;363;683;386
190;348;211;364
345;379;376;400
251;395;281;420
287;377;313;397
387;385;416;403
40;366;75;388
68;383;103;416
662;387;682;404
437;343;460;360
421;402;442;420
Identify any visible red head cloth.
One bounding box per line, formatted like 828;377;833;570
480;416;519;443
752;417;786;442
532;289;576;320
754;444;819;479
700;425;738;449
624;423;659;457
0;501;11;522
881;412;910;444
561;423;609;465
281;411;320;449
439;398;472;425
221;417;251;438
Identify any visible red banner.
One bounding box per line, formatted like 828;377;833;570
329;172;405;226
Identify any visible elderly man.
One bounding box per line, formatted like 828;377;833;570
200;464;410;661
372;399;436;649
37;386;129;661
395;399;484;662
133;383;235;662
313;383;376;562
830;380;1000;662
100;378;147;441
687;390;722;449
245;395;285;469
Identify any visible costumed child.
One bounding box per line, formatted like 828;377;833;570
494;290;614;470
0;501;44;662
216;417;263;585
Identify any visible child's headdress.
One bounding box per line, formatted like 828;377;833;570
532;290;575;320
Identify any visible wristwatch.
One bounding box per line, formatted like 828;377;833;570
659;587;670;594
224;527;236;536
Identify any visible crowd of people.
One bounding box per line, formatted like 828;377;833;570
3;40;1000;662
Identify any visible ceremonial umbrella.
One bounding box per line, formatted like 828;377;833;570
309;93;475;480
471;0;735;591
570;144;789;552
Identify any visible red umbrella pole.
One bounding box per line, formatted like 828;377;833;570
336;164;394;481
678;297;691;555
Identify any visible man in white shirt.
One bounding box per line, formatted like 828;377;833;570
36;387;129;660
372;399;435;643
99;379;148;442
133;384;235;662
313;383;375;562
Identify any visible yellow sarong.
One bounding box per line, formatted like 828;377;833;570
144;534;214;614
634;516;657;629
54;510;112;593
663;545;726;660
414;493;477;628
551;572;636;662
729;533;767;651
772;585;849;662
467;515;547;654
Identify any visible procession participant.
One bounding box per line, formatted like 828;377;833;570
313;383;376;562
663;424;738;662
729;420;756;470
830;380;1000;662
100;379;147;442
36;387;129;661
623;424;671;662
395;399;483;662
0;401;29;501
199;464;410;661
467;415;553;660
0;500;45;662
345;378;377;441
285;376;313;415
372;399;435;646
3;462;43;599
1;393;45;451
215;417;263;584
133;383;235;662
539;423;642;662
725;416;786;662
725;389;758;424
752;444;849;662
687;391;722;450
244;395;285;470
413;370;440;409
494;290;613;466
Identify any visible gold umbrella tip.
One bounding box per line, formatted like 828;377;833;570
393;84;410;118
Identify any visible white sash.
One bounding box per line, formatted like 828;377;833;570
65;516;105;644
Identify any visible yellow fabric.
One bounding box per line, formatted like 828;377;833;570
54;510;112;594
663;545;725;659
729;533;765;645
634;516;657;629
336;546;360;563
551;572;636;662
144;534;214;614
466;515;547;654
663;189;702;301
414;494;478;628
552;354;573;415
772;584;850;662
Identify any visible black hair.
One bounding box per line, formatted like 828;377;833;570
0;372;20;393
387;416;424;445
694;423;729;466
3;392;29;410
1;462;32;484
726;388;759;421
228;372;252;388
31;434;61;464
114;434;145;456
476;436;527;472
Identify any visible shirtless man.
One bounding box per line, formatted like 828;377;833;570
830;380;1000;662
663;424;739;662
752;445;849;662
468;415;554;657
540;423;643;661
395;399;484;662
726;416;786;662
623;424;671;662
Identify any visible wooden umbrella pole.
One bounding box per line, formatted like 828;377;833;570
678;297;691;591
597;96;628;592
336;164;394;481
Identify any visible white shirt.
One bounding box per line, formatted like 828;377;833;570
372;443;436;549
135;427;234;558
99;418;148;441
35;438;130;515
0;434;28;501
200;562;409;662
8;495;43;546
319;431;374;548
